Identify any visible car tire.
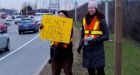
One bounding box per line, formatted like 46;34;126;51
34;30;37;33
22;31;25;34
36;29;39;32
15;22;17;24
4;40;10;51
19;31;22;34
5;30;7;33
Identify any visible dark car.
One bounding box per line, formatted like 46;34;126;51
18;18;39;34
0;23;7;33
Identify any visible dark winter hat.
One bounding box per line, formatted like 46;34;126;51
58;10;68;17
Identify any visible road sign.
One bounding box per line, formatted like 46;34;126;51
40;15;73;44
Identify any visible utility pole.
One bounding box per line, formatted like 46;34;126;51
49;0;50;13
105;0;109;25
65;0;71;10
114;0;123;75
49;0;60;13
43;0;45;9
56;0;60;11
36;0;37;12
40;0;42;13
25;3;28;16
74;0;77;23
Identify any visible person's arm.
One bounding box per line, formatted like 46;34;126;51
88;19;109;44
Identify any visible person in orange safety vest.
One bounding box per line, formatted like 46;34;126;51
77;0;109;75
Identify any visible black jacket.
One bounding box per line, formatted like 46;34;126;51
50;29;73;60
78;12;109;68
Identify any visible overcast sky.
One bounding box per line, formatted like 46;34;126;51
0;0;88;11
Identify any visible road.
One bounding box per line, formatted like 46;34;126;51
0;21;50;75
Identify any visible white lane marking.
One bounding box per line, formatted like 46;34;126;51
0;34;40;61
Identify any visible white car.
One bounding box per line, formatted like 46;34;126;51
34;13;53;25
34;14;42;25
6;15;13;21
14;15;23;24
0;33;10;51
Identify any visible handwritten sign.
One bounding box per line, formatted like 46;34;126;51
40;15;73;43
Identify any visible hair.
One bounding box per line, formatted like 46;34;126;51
58;10;68;17
85;8;105;24
96;8;105;20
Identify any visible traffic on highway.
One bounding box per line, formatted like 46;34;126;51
1;0;81;74
0;13;50;75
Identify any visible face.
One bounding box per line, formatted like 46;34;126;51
58;12;66;17
88;6;96;15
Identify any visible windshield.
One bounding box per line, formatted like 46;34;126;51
35;14;42;16
21;20;32;24
16;16;22;18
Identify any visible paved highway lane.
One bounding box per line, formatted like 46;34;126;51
7;25;39;52
0;24;38;57
0;24;50;75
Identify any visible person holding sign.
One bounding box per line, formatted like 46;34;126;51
49;10;73;75
77;1;109;75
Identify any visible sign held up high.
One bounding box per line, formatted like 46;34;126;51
40;15;73;44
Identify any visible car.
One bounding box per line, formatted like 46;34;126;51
0;13;7;19
34;14;42;26
0;32;10;51
34;13;53;26
14;15;23;24
28;15;34;19
0;23;7;33
5;15;13;26
6;15;13;21
18;18;39;34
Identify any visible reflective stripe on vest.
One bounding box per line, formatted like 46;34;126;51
84;30;103;35
51;41;54;46
83;16;103;39
83;17;86;26
91;31;103;35
93;20;100;30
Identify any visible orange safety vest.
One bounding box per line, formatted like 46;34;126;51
83;16;103;39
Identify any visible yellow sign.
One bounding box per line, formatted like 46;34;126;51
40;15;73;44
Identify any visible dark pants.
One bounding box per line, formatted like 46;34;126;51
51;59;73;75
88;67;105;75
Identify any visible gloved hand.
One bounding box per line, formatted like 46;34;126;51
77;46;82;54
48;59;52;64
63;44;68;48
40;25;43;30
54;41;59;46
